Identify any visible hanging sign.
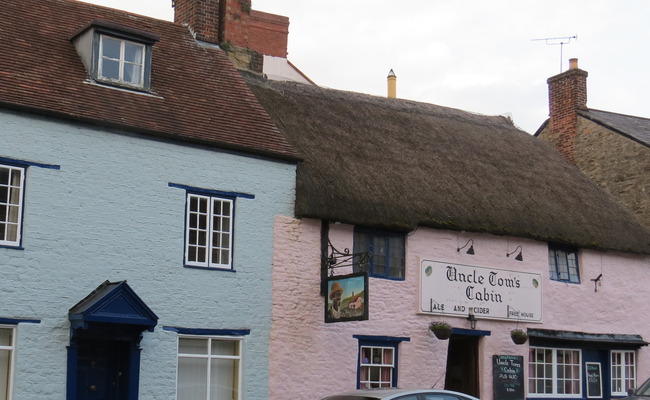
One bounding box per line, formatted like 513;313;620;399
325;272;368;323
419;260;542;321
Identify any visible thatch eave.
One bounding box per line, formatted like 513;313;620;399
245;74;650;255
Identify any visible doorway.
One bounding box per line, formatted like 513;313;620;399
76;340;130;400
444;334;480;398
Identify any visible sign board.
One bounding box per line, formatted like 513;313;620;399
420;260;542;321
325;272;368;323
586;362;602;398
493;355;524;400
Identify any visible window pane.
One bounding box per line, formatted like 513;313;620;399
178;357;208;400
179;338;208;355
123;63;142;86
210;358;237;400
0;349;9;400
101;36;121;59
124;42;143;63
100;59;120;80
0;328;14;400
211;340;237;356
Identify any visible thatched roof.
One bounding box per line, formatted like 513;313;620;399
245;75;650;255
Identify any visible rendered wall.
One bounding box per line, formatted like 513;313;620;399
271;215;650;400
0;109;296;399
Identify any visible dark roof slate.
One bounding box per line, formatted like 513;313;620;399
579;109;650;147
245;75;650;255
0;0;298;160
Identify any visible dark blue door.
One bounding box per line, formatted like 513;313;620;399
77;340;130;400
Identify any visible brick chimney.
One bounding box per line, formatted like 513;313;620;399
172;0;223;44
546;58;588;165
173;0;289;72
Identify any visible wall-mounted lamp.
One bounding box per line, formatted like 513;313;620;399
506;245;523;261
467;310;477;329
457;239;475;255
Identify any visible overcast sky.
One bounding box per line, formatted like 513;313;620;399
83;0;650;134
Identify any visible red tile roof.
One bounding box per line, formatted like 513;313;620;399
0;0;299;160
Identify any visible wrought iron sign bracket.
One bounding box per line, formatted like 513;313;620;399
326;239;369;276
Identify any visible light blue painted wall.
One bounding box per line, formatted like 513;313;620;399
0;109;296;399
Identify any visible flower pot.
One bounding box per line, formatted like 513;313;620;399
429;324;451;340
511;330;528;345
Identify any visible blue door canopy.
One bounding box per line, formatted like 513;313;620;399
69;280;158;332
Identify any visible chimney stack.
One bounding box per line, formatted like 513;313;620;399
387;69;396;98
173;0;289;57
546;58;588;165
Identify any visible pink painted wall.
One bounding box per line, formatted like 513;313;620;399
271;215;650;400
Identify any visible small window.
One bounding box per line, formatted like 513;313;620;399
611;350;636;396
0;326;15;400
185;193;234;269
528;347;582;396
359;345;396;389
548;245;580;283
0;164;25;247
177;336;242;400
98;35;145;87
353;228;405;280
70;21;158;91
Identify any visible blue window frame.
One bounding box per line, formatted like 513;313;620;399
354;335;409;389
548;244;580;283
353;227;405;280
169;183;254;271
0;157;59;249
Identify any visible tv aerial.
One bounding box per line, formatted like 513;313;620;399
532;35;578;72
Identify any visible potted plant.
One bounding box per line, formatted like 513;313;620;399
429;321;453;340
511;329;528;345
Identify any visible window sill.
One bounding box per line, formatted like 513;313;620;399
83;79;162;98
183;265;236;273
0;244;24;250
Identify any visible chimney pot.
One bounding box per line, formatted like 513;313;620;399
387;69;397;99
569;58;579;70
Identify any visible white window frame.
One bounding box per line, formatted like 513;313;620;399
176;335;243;400
611;350;636;396
0;164;25;247
98;34;145;87
0;326;16;400
359;345;395;389
528;347;582;398
184;194;234;269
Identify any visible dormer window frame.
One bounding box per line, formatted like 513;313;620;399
97;34;147;88
71;20;159;92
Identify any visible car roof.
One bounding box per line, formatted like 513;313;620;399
321;388;480;400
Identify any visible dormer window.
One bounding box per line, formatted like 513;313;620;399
98;35;145;87
71;20;159;91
